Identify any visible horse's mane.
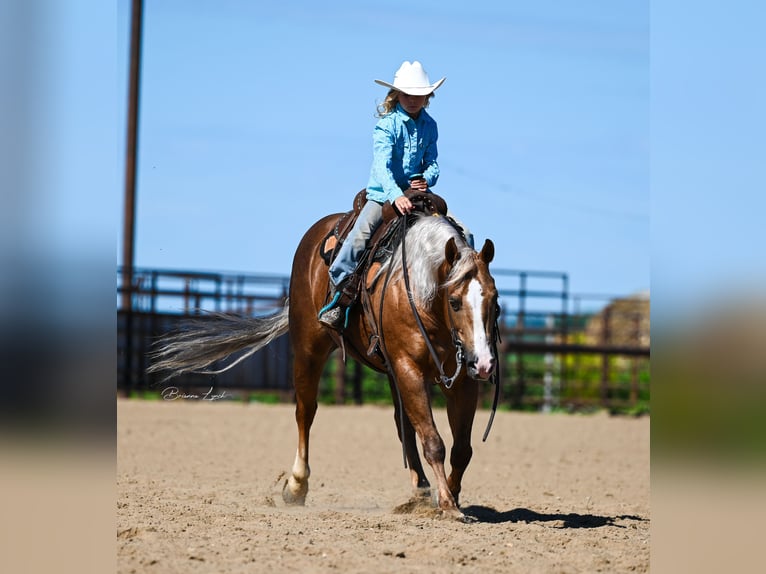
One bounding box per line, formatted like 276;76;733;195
375;214;475;307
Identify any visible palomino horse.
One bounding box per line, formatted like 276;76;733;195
150;210;499;519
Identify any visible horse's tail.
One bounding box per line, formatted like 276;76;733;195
147;301;290;381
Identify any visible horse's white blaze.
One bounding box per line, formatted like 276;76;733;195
466;279;494;377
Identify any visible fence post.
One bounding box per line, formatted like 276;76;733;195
183;278;191;314
513;350;526;409
513;274;527;409
600;308;612;407
542;314;555;413
630;314;641;404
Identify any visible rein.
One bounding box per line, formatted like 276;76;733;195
374;228;409;468
482;314;502;442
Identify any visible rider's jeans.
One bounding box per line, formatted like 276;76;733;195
329;200;384;288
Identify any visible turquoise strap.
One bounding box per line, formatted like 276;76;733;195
318;291;341;317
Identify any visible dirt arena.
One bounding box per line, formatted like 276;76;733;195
117;399;649;573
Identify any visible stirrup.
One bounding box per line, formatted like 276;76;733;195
318;291;341;317
318;304;346;330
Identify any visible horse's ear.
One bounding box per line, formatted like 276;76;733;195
444;237;460;267
479;239;495;265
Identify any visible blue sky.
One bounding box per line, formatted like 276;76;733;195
117;0;649;305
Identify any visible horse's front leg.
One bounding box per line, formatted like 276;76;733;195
444;377;479;507
389;377;431;497
394;362;463;518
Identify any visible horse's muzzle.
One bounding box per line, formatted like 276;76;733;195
468;357;495;381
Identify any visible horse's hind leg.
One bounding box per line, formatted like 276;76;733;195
389;378;430;497
444;379;479;507
282;352;328;506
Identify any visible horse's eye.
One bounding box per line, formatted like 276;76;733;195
449;297;461;311
495;303;501;317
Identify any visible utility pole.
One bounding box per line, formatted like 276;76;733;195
122;0;143;392
122;0;143;310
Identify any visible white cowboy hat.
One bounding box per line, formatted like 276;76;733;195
374;61;445;96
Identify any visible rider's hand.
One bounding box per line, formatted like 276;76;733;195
409;178;428;192
394;195;414;215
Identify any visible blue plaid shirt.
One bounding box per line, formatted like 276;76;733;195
365;103;439;203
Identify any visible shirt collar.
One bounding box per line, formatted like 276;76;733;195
395;102;420;123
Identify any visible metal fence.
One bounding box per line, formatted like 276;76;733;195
118;267;649;411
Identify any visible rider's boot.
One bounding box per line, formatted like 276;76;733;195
318;281;347;330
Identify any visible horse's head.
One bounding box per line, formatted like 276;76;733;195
441;237;499;381
380;215;500;382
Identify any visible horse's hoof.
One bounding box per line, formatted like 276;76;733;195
281;477;307;506
436;506;470;521
413;487;431;499
447;508;475;522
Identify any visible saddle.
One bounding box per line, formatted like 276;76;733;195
319;189;450;304
319;189;369;266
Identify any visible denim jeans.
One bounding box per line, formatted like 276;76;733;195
329;200;384;287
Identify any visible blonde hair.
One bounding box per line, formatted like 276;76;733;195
376;89;434;118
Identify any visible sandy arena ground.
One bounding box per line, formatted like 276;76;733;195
117;399;649;573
